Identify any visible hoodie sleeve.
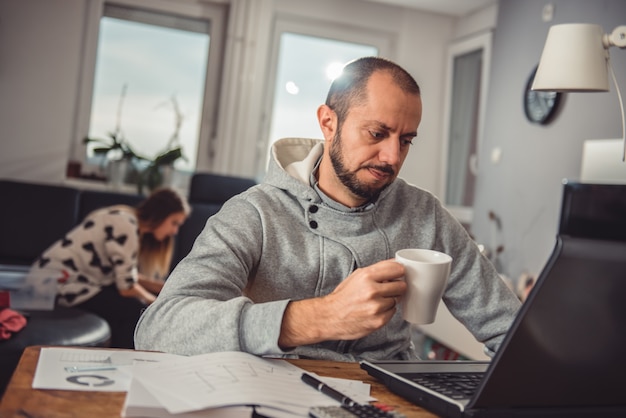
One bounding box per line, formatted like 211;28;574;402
134;195;291;356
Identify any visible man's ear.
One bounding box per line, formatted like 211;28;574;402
317;104;337;141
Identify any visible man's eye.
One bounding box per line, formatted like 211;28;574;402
401;138;414;146
370;131;385;139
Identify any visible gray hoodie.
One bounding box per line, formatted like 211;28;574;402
134;138;520;361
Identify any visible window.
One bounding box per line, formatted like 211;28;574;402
267;33;378;148
256;17;393;175
74;0;226;176
440;32;492;225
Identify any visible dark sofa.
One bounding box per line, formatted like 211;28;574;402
0;173;256;271
0;173;256;395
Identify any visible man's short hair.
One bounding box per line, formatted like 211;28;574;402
325;56;421;126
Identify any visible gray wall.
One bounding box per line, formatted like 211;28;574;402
472;0;626;282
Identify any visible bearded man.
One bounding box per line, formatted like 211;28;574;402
135;57;520;361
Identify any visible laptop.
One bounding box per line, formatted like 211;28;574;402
361;181;626;417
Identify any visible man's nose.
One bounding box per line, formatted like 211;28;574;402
378;138;402;166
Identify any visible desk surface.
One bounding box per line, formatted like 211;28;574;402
0;346;439;418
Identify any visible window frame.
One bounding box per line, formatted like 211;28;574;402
439;31;493;225
71;0;227;172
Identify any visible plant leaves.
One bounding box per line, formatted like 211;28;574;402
154;147;183;166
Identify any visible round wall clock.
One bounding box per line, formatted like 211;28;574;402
523;65;562;125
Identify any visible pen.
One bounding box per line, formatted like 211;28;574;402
301;372;357;407
64;365;117;373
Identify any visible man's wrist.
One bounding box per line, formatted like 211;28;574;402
279;298;327;348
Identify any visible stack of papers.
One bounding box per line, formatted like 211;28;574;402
33;348;374;418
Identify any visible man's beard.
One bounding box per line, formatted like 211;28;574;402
329;131;395;203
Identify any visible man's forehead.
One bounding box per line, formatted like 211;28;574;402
349;89;422;129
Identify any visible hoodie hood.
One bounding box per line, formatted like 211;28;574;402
265;137;324;202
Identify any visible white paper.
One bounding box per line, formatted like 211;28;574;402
123;377;254;418
33;348;374;417
32;347;180;392
124;351;374;416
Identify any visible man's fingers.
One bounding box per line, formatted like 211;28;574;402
378;278;406;299
365;259;405;282
387;296;399;311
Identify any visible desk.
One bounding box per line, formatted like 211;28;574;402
0;346;439;418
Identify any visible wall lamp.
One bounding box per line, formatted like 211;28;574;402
532;23;626;161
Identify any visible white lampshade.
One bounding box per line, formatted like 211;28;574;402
532;23;610;92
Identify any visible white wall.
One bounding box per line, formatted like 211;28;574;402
0;0;86;184
454;2;498;39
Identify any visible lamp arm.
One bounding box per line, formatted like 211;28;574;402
606;25;626;49
605;25;626;161
602;25;626;162
608;58;626;161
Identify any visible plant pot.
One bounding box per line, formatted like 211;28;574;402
107;159;129;190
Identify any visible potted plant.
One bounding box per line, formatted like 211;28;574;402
136;96;187;194
137;146;185;194
83;131;143;186
83;86;187;193
82;85;143;186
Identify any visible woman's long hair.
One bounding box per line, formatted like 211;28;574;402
135;187;190;280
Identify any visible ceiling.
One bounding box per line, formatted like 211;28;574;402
361;0;498;16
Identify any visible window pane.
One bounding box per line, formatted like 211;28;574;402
88;9;210;172
267;33;378;148
445;49;482;207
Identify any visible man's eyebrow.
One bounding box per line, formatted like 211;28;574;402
367;120;417;137
365;120;390;130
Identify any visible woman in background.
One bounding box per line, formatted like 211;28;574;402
27;187;190;348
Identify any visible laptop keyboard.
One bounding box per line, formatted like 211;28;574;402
406;373;483;400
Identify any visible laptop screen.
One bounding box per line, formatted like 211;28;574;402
473;235;626;409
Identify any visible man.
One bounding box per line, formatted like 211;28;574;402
135;57;520;361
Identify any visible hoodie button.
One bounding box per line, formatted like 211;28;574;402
309;220;318;229
309;205;318;213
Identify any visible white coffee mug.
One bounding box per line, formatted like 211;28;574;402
395;249;452;324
